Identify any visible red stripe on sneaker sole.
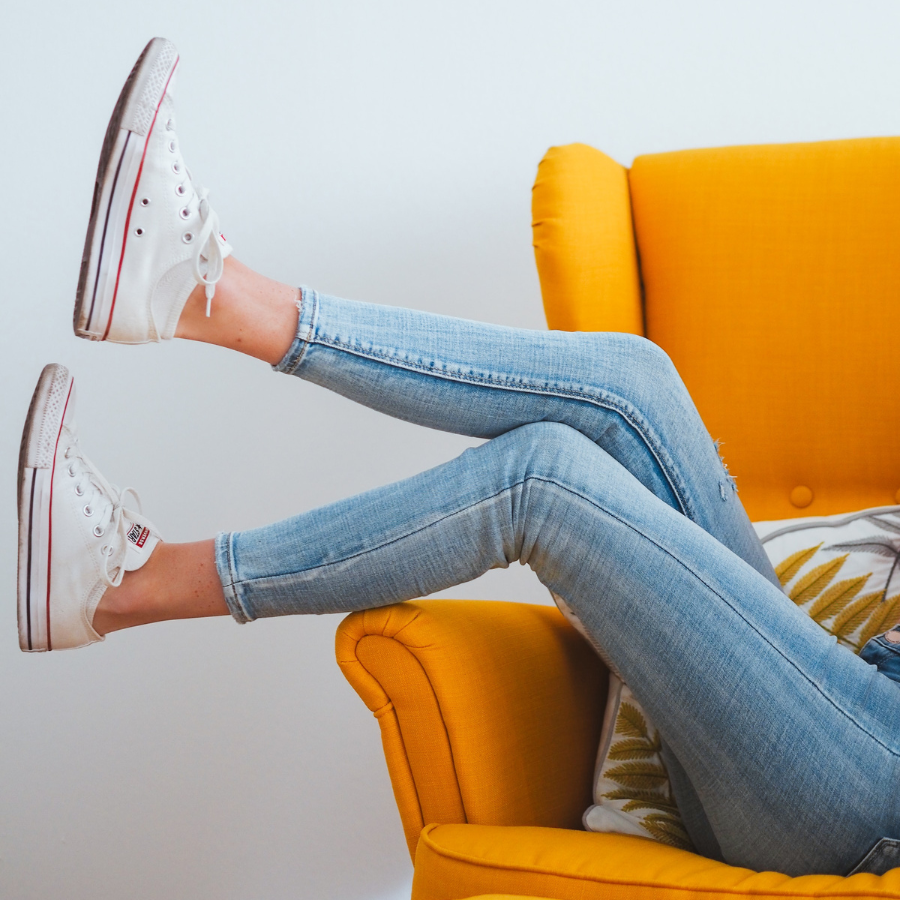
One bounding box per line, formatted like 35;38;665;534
25;470;37;650
86;130;132;334
45;378;74;651
101;55;180;342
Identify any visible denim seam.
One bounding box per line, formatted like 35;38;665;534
559;482;900;759
305;334;696;521
217;531;254;623
232;473;900;757
849;838;900;876
281;288;319;377
228;484;530;584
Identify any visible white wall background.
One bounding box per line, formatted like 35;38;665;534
1;2;898;897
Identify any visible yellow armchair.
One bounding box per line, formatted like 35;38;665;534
336;138;900;899
334;600;605;858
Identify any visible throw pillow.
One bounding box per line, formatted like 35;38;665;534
555;504;900;851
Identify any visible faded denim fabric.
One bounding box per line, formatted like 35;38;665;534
861;633;900;686
215;288;900;877
848;837;900;875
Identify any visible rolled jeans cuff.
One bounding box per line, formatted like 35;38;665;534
273;286;319;376
215;531;254;624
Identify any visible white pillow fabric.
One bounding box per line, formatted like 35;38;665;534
755;505;900;651
557;504;900;850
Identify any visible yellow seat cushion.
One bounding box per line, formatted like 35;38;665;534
412;824;900;900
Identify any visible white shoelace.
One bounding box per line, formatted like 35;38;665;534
65;442;143;588
192;186;225;317
166;115;226;319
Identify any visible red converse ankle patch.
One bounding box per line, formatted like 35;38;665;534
127;522;150;549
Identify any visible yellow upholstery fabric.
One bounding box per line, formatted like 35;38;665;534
338;599;900;897
336;137;900;898
412;824;900;900
335;601;606;860
628;138;900;521
532;144;643;335
533;138;900;521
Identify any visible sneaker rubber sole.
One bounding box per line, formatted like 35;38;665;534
17;364;75;651
73;37;179;341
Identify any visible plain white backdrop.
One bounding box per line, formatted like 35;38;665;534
1;2;898;898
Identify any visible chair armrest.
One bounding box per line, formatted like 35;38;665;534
532;143;644;335
335;600;607;860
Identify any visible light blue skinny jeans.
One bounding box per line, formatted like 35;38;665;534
214;288;900;877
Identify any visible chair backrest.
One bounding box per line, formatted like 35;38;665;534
533;139;900;522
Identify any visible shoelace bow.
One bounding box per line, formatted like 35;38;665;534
66;443;143;588
193;186;225;317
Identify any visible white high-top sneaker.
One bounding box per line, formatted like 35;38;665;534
17;365;162;651
74;37;231;344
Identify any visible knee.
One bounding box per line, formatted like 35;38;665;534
488;422;617;568
553;329;687;412
616;333;680;385
589;333;690;418
499;421;601;484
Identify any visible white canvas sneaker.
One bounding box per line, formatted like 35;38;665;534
74;37;232;344
17;365;162;651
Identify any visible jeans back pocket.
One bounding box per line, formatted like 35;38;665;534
848;837;900;876
859;631;900;685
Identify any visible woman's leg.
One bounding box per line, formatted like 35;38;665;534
168;264;800;860
104;421;900;875
93;540;224;635
174;262;779;590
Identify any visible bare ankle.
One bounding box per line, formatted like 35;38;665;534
174;257;299;364
93;557;159;636
92;540;229;637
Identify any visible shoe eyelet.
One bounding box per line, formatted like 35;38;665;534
166;118;175;130
74;484;84;497
179;207;191;220
168;140;177;153
182;232;194;243
67;464;76;476
175;184;186;197
172;162;182;175
135;228;144;237
93;525;104;537
83;505;93;517
140;197;151;207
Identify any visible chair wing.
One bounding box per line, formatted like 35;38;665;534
532;143;644;335
629;138;900;519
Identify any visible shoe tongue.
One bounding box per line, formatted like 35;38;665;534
121;511;161;572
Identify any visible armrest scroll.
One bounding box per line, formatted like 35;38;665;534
336;600;607;860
